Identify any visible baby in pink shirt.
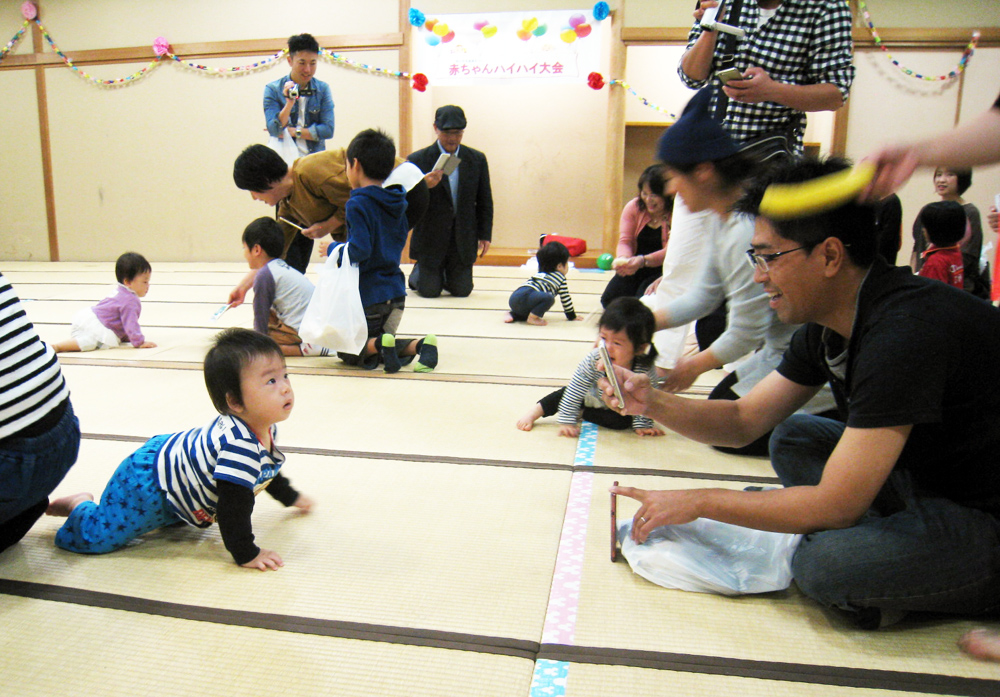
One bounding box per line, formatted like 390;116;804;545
53;252;157;353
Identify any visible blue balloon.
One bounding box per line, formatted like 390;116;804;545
593;2;610;21
409;8;426;27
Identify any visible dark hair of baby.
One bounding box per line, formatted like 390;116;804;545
537;240;570;273
115;252;151;284
242;217;285;260
599;297;658;358
204;328;284;416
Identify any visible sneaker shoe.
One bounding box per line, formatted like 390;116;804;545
414;335;438;373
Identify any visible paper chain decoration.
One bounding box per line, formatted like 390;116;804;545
0;20;28;63
859;0;979;81
588;73;679;120
2;8;427;90
5;2;980;95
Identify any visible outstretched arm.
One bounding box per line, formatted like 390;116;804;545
602;366;817;449
866;102;1000;199
613;422;910;541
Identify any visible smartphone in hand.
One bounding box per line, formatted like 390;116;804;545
598;340;626;413
715;66;745;84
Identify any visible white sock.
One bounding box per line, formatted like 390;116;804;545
300;343;331;357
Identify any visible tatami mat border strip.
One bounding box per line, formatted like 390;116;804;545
80;432;780;483
2;579;989;696
540;644;999;697
0;579;539;661
56;356;571;388
52;355;715;395
43;328;595;346
25;297;603;307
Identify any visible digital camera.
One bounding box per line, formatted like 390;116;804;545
288;84;315;99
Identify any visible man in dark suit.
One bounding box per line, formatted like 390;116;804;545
406;105;493;298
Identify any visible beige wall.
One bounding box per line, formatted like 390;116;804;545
40;49;399;262
624;0;1000;29
2;0;999;262
36;0;400;47
0;69;47;260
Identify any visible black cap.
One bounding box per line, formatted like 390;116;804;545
434;105;467;130
656;87;737;165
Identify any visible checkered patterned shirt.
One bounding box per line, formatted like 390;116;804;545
678;0;855;152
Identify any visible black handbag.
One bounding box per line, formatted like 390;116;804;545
737;129;794;167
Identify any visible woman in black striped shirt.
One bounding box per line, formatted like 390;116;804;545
0;272;80;553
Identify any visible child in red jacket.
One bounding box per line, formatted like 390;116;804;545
917;201;966;290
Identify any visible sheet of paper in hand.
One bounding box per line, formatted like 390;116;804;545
433;153;461;176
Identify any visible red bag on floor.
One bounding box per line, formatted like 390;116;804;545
541;234;587;257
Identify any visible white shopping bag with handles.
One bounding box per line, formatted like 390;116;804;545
299;244;367;355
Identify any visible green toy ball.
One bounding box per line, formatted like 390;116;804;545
597;253;614;270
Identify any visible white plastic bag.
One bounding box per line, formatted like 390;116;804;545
618;519;801;596
266;134;300;168
299;244;367;355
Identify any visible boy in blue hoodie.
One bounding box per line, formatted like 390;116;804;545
341;129;438;373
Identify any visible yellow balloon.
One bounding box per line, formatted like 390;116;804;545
523;17;538;32
560;28;577;43
482;25;497;38
433;22;450;37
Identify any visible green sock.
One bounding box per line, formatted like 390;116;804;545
414;334;438;373
379;333;401;373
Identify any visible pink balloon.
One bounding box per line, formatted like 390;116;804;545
473;20;488;30
568;13;585;28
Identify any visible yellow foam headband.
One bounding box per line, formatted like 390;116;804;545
758;162;876;221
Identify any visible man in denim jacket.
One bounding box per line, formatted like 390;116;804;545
264;33;334;156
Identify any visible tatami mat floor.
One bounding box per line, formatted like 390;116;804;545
1;261;997;696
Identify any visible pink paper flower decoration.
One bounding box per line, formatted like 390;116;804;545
21;2;37;20
153;37;170;57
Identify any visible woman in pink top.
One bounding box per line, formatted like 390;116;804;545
600;165;672;308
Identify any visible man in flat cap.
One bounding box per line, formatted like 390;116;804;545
406;105;494;298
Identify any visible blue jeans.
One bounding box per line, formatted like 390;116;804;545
0;401;80;552
770;414;1000;616
55;434;180;554
509;286;555;320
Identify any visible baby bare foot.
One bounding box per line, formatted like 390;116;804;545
517;404;544;431
46;493;94;517
504;312;515;323
527;314;547;326
959;629;1000;662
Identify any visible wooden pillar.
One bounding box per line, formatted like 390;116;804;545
398;0;412;156
603;8;627;254
831;100;850;156
30;4;59;261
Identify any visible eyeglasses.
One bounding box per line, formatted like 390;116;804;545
745;246;808;272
